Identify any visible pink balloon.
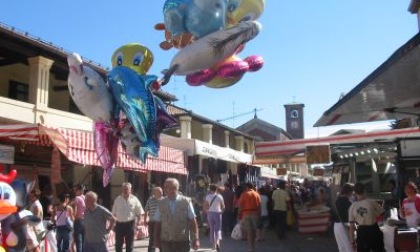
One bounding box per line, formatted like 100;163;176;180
186;69;217;86
93;121;119;187
217;60;249;79
244;55;264;72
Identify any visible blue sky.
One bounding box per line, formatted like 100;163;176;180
2;1;418;137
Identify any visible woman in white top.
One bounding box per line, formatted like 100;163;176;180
27;188;46;252
53;193;74;252
256;187;269;241
204;184;225;251
400;182;420;228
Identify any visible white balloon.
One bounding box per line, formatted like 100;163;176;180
170;21;262;75
67;53;113;122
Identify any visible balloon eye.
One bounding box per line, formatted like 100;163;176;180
241;16;251;22
241;13;257;22
228;3;238;12
4;188;10;200
115;51;123;66
133;52;144;66
228;0;240;12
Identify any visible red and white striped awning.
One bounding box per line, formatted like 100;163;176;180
0;124;187;175
255;127;420;157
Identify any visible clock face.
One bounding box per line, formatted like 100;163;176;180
291;109;299;119
291;121;299;129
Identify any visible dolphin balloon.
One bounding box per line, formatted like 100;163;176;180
170;20;262;75
108;66;160;163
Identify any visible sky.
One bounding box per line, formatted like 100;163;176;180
1;1;418;138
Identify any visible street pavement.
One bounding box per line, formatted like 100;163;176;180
108;226;338;252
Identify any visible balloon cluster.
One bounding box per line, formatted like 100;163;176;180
66;0;265;186
158;0;265;88
0;166;41;251
67;44;178;186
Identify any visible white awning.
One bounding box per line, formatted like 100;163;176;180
315;33;420;126
161;135;253;164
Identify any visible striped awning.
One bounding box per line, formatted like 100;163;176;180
256;127;420;157
0;124;187;175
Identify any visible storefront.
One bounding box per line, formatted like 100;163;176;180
161;135;253;187
0;124;187;207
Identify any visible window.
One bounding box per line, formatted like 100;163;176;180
9;80;29;102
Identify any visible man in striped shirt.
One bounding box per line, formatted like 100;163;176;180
145;187;163;252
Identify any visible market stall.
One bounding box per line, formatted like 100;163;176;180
296;205;331;234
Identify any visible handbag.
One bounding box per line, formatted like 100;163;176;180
205;195;218;212
231;222;243;240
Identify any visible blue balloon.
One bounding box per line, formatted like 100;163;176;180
164;0;228;39
108;66;159;163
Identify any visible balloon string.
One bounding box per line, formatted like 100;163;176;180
160;64;179;86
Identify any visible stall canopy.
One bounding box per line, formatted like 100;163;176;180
161;135;253;164
315;33;420;127
0;124;187;175
255;127;420;161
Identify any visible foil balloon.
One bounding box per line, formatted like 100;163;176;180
163;0;227;39
2;178;39;251
171;21;261;75
190;0;265;88
94;121;119;187
119;120;141;160
108;66;159;163
154;95;178;137
112;43;153;75
155;23;193;50
227;0;265;26
0;166;18;221
67;53;113;122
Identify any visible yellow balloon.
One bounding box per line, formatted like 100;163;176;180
111;43;154;75
204;55;243;88
0;246;5;252
227;0;265;27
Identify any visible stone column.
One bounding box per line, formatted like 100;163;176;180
28;56;54;108
202;124;213;144
224;130;230;148
179;116;192;139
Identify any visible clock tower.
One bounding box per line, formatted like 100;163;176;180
284;103;305;139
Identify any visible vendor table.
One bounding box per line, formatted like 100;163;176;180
297;209;331;234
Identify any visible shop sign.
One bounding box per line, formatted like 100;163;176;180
0;144;15;164
195;140;252;164
306;145;331;164
277;167;288;175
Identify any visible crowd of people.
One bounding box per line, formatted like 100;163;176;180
193;178;331;252
18;176;420;252
22;178;200;252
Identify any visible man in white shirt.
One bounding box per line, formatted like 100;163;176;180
112;182;145;252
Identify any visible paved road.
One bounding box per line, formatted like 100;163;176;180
108;226;338;252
